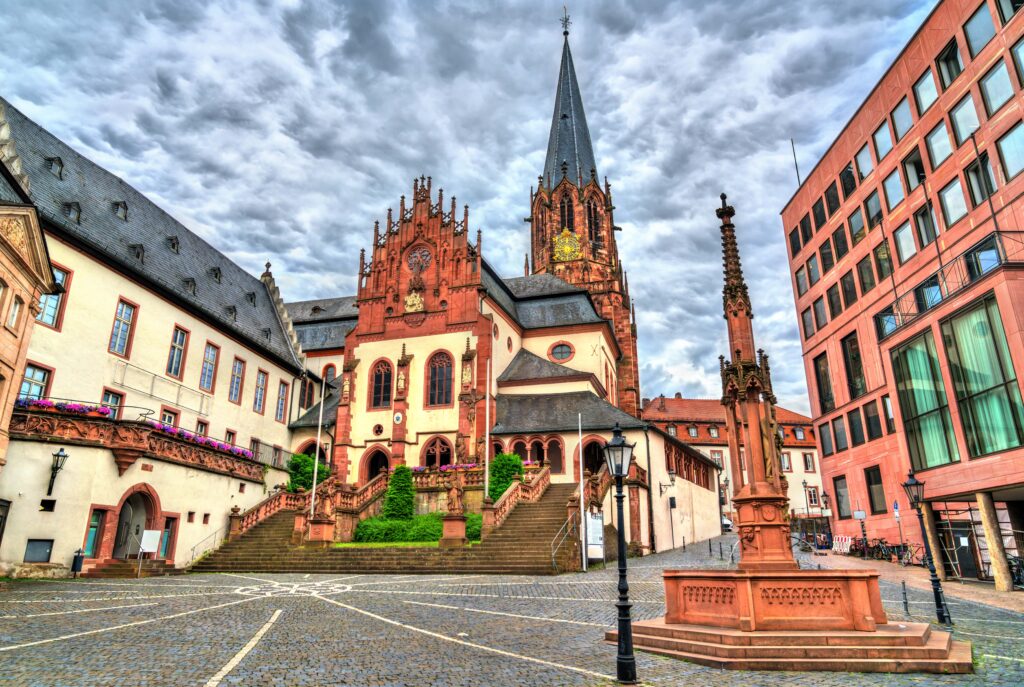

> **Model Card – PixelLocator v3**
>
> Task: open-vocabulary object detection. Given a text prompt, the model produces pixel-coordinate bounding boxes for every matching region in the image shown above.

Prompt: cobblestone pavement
[0,535,1021,686]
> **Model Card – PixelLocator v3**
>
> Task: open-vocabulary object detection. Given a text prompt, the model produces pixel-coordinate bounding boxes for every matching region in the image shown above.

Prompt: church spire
[543,12,597,189]
[718,193,756,363]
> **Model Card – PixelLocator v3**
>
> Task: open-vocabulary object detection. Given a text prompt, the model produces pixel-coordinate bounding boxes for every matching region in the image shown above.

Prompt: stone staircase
[191,483,582,575]
[83,558,185,578]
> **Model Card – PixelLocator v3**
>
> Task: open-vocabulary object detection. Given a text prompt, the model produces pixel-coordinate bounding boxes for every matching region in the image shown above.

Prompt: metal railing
[187,525,228,566]
[875,231,1024,340]
[551,510,580,572]
[112,359,213,416]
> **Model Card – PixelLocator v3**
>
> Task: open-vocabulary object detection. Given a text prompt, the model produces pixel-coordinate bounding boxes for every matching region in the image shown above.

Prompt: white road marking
[303,574,310,579]
[954,630,1022,640]
[0,597,260,652]
[349,574,489,587]
[401,600,605,627]
[1,602,159,618]
[217,573,280,584]
[316,575,365,584]
[315,595,615,681]
[343,588,663,603]
[1,591,238,604]
[983,653,1024,662]
[203,609,282,687]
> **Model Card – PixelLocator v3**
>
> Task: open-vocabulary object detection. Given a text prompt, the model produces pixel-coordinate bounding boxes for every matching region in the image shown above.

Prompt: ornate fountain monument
[608,195,971,673]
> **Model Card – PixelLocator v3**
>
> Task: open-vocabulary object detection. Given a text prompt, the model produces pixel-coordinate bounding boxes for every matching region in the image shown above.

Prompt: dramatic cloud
[0,0,933,414]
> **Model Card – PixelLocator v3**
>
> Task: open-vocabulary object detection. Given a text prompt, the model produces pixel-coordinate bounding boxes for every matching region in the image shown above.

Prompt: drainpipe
[642,422,656,554]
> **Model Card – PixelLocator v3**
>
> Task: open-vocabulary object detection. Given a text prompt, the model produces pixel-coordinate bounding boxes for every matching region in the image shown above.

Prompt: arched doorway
[366,450,389,479]
[113,492,151,559]
[297,441,329,464]
[512,441,527,461]
[423,436,453,468]
[583,442,604,476]
[547,441,564,474]
[530,440,545,465]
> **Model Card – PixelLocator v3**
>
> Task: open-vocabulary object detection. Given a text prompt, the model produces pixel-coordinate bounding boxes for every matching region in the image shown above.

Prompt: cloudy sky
[0,0,936,414]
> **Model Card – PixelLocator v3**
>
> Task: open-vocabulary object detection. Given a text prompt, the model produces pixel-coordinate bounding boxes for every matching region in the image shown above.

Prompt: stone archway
[366,450,389,480]
[583,442,604,476]
[112,491,153,559]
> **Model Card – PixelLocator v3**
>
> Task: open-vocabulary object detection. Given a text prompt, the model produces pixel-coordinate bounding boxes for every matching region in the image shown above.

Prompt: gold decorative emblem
[0,216,30,260]
[404,291,424,313]
[552,228,581,262]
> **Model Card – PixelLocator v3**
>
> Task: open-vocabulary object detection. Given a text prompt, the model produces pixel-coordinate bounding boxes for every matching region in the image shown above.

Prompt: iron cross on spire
[561,6,571,35]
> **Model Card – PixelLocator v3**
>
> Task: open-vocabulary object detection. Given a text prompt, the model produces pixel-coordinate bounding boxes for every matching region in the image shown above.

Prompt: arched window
[371,361,392,409]
[427,352,453,406]
[547,440,564,474]
[583,442,603,475]
[423,436,453,468]
[559,195,575,232]
[512,441,527,461]
[587,200,601,245]
[323,364,337,383]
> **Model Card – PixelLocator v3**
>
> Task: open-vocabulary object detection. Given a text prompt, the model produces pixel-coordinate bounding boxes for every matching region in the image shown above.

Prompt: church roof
[497,349,586,383]
[492,391,644,434]
[0,98,303,371]
[480,261,604,331]
[642,396,813,426]
[286,296,358,323]
[290,379,340,429]
[543,35,598,188]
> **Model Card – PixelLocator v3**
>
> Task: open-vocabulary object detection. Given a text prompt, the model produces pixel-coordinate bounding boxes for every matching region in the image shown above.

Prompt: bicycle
[872,538,896,562]
[899,543,924,567]
[1008,554,1024,590]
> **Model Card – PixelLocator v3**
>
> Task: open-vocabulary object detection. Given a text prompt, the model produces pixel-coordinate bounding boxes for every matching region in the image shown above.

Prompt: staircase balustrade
[482,466,551,537]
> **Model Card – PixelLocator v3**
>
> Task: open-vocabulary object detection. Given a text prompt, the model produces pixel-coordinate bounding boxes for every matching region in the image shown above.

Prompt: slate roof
[480,260,603,331]
[0,172,21,202]
[642,397,812,426]
[497,349,587,383]
[286,296,358,323]
[290,380,340,429]
[0,98,302,371]
[492,391,644,435]
[543,36,598,187]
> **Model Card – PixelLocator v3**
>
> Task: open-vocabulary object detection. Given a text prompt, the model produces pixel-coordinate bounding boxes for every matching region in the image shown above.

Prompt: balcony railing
[112,360,212,416]
[874,231,1024,340]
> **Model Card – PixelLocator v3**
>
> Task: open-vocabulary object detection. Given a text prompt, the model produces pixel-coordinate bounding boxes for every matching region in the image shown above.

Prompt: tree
[286,453,329,492]
[381,464,414,520]
[488,453,524,500]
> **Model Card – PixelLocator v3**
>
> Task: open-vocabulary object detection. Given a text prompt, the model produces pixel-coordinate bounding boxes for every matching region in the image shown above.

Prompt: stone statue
[445,474,465,515]
[342,376,350,398]
[397,370,406,391]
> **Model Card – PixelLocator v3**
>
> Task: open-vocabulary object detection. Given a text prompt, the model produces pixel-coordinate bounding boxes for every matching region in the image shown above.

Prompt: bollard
[817,563,821,570]
[682,536,686,552]
[709,538,713,555]
[901,580,910,615]
[719,542,723,560]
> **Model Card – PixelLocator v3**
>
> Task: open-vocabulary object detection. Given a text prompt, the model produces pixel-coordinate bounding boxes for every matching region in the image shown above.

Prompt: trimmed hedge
[381,465,414,520]
[354,512,483,543]
[488,453,524,501]
[286,453,329,492]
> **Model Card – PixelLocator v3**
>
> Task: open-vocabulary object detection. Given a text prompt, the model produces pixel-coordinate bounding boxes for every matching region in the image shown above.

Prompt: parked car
[721,516,734,532]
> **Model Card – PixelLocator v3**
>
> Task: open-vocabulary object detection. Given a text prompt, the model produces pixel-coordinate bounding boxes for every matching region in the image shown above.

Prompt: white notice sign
[139,529,162,553]
[586,513,604,560]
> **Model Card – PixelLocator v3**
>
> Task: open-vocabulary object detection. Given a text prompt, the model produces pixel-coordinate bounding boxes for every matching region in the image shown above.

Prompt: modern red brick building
[781,0,1024,590]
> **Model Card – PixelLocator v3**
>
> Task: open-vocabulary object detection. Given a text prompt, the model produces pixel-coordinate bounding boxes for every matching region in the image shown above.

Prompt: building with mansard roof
[0,24,720,576]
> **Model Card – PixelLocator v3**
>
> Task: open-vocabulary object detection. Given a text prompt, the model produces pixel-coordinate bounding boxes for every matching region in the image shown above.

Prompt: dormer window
[261,328,271,340]
[225,305,237,321]
[166,236,179,253]
[46,157,64,179]
[62,202,81,223]
[209,267,221,283]
[311,306,323,315]
[709,426,719,438]
[667,424,677,437]
[111,201,128,221]
[246,292,256,306]
[795,427,806,441]
[183,278,196,295]
[128,243,145,263]
[688,426,698,438]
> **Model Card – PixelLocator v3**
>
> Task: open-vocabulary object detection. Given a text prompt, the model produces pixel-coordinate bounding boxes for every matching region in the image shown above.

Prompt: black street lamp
[802,479,818,547]
[902,470,952,625]
[604,423,637,684]
[47,448,70,496]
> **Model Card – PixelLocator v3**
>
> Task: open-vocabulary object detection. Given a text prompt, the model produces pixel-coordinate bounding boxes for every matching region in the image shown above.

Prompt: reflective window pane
[873,121,893,160]
[926,121,953,168]
[980,61,1014,115]
[855,144,873,180]
[939,178,968,226]
[950,94,980,146]
[894,222,917,264]
[891,98,913,141]
[914,69,938,114]
[964,4,996,57]
[997,121,1024,180]
[883,169,904,210]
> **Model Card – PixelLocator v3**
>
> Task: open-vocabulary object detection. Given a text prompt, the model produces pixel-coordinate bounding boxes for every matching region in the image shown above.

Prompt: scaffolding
[932,501,1021,582]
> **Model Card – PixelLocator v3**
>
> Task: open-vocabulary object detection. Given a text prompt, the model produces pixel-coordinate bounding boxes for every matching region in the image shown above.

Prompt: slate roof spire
[543,15,597,189]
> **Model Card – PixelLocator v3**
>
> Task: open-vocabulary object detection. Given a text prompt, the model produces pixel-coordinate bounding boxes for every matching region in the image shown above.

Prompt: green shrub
[286,453,329,492]
[354,511,484,543]
[381,464,414,520]
[488,453,524,500]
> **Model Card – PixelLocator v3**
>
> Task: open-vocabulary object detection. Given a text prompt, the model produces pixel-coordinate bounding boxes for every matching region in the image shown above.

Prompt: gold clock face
[552,228,581,262]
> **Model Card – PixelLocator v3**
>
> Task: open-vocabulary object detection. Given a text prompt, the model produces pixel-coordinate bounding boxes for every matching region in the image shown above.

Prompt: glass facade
[892,331,959,470]
[941,295,1024,457]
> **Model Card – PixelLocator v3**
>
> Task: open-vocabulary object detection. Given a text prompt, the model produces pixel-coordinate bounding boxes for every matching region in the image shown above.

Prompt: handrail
[488,466,551,531]
[551,510,580,572]
[187,525,228,565]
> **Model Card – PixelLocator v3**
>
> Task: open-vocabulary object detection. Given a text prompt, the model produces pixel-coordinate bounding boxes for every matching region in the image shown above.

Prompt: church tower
[527,15,641,417]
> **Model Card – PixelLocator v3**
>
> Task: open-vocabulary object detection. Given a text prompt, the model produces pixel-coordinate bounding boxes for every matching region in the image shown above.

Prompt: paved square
[1,537,1021,686]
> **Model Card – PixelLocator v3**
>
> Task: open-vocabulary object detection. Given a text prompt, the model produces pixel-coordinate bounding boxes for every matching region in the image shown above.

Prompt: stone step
[628,618,935,648]
[607,637,973,674]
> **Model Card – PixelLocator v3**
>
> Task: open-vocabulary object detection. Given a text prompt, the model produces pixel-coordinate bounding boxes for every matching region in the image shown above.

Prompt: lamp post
[721,475,730,524]
[802,479,818,548]
[604,423,637,684]
[47,448,70,496]
[902,470,951,625]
